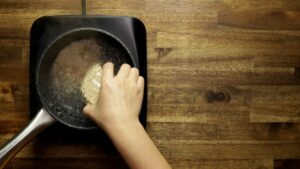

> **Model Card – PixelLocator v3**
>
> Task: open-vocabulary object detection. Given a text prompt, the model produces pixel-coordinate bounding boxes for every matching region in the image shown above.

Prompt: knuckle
[122,63,131,69]
[131,67,139,74]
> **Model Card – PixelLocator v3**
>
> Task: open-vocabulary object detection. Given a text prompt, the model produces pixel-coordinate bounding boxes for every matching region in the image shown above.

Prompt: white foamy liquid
[50,38,102,107]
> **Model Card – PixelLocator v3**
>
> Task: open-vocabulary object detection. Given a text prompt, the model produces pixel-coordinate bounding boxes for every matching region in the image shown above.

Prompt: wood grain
[0,0,81,39]
[0,0,300,168]
[250,86,300,122]
[275,159,300,169]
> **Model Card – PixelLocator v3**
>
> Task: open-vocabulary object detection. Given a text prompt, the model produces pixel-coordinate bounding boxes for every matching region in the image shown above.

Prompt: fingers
[137,76,145,106]
[137,76,145,92]
[128,68,139,82]
[117,64,131,78]
[113,64,143,86]
[102,62,114,81]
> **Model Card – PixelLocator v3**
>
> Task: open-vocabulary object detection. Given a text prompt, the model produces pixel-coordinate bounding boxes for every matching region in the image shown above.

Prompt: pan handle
[0,108,55,168]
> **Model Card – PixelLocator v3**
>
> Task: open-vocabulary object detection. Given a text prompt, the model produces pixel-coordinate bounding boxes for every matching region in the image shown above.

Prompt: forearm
[104,121,172,169]
[83,63,170,169]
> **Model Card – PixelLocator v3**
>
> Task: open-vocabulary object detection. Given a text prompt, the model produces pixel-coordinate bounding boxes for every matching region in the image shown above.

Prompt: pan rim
[36,27,135,130]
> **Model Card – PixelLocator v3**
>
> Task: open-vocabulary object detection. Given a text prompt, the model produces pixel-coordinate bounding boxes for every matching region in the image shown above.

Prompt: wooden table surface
[1,0,300,168]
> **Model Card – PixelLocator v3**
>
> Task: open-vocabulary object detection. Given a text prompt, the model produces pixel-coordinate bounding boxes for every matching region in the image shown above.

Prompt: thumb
[83,103,94,116]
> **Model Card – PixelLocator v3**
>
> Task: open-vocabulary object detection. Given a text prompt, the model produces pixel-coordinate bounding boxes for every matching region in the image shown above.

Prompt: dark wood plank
[218,11,300,30]
[156,30,300,48]
[220,0,300,11]
[148,66,298,85]
[86,0,143,19]
[147,122,300,141]
[167,159,273,169]
[148,84,248,107]
[0,47,22,65]
[155,140,300,159]
[148,47,300,69]
[0,66,29,84]
[1,139,299,159]
[5,158,129,169]
[219,0,300,30]
[0,83,29,134]
[0,0,82,39]
[275,159,300,169]
[0,83,14,103]
[250,86,300,122]
[4,158,274,169]
[254,53,300,68]
[147,105,249,123]
[144,0,218,23]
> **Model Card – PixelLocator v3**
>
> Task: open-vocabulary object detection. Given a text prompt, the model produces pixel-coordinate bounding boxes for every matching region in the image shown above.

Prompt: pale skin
[83,62,172,169]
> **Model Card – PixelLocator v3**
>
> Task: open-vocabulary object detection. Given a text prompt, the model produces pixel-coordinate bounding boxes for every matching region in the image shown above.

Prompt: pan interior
[37,29,133,129]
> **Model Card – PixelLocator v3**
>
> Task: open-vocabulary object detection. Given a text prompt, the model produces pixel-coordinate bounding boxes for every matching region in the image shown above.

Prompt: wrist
[101,118,143,136]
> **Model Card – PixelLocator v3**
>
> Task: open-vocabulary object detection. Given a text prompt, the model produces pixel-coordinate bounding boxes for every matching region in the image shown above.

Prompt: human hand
[83,62,171,169]
[83,62,144,131]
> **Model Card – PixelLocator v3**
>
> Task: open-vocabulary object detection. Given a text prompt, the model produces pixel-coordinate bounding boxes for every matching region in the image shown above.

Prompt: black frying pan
[0,28,134,168]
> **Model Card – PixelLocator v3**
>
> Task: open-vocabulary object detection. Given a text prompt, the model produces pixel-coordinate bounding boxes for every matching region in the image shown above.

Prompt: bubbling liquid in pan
[49,36,129,117]
[50,38,102,106]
